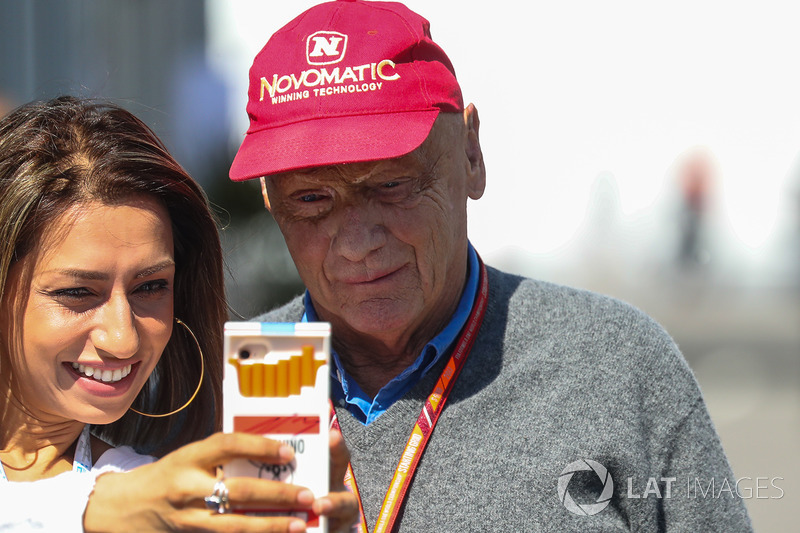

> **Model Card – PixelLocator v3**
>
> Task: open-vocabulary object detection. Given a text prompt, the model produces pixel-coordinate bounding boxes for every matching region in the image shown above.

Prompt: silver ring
[204,480,231,514]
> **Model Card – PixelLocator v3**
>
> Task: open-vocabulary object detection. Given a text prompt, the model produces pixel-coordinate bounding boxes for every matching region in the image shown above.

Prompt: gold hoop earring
[129,318,204,418]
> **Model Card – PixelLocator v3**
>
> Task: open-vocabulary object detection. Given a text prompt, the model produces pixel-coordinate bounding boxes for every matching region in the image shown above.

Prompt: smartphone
[222,321,331,531]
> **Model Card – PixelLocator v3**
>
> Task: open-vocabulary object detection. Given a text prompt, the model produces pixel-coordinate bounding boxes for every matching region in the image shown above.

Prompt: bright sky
[206,0,800,285]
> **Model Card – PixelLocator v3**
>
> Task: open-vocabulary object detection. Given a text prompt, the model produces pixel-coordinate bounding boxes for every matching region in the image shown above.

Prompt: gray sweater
[257,265,753,532]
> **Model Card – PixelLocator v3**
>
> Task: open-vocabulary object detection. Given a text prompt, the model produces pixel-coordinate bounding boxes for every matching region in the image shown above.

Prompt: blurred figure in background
[676,147,717,268]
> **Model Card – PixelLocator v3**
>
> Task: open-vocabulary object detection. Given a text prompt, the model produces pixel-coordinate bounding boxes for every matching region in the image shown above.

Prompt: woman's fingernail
[297,489,315,505]
[289,519,307,533]
[279,444,296,462]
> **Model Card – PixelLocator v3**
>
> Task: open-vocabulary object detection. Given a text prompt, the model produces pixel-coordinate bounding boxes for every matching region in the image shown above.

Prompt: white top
[0,445,154,532]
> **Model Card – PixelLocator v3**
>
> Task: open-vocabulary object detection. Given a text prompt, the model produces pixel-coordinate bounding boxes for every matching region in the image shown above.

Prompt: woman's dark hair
[0,96,225,456]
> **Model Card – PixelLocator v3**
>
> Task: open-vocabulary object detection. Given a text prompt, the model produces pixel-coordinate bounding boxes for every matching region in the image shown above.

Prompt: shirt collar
[303,242,480,424]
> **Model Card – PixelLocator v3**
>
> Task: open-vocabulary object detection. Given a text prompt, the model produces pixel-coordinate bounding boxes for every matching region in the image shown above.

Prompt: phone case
[222,321,331,531]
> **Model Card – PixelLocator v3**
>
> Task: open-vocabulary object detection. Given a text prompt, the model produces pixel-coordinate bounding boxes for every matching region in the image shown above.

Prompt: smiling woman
[4,198,176,431]
[0,97,225,463]
[0,96,358,532]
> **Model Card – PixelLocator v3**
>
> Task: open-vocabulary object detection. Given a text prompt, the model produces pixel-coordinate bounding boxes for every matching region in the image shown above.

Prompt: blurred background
[1,0,797,529]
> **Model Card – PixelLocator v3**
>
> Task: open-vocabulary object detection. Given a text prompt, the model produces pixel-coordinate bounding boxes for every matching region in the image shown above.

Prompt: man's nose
[331,203,387,262]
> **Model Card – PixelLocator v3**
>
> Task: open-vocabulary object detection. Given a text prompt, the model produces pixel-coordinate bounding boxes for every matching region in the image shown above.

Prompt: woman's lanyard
[331,259,489,533]
[0,425,92,481]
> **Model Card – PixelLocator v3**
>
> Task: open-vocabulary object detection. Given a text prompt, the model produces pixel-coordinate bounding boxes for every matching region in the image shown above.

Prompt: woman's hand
[84,432,358,532]
[318,429,360,532]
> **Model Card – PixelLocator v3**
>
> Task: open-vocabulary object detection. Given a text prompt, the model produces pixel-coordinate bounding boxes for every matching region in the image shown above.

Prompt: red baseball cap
[229,0,463,182]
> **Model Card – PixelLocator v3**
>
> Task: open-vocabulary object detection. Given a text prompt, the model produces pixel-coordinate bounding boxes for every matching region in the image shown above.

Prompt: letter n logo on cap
[306,31,348,65]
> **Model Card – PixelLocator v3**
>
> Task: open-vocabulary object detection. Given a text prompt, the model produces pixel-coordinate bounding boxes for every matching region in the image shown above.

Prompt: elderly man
[230,1,753,531]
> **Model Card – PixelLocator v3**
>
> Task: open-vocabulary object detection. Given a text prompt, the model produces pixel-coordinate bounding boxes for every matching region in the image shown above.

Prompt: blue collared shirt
[303,243,480,425]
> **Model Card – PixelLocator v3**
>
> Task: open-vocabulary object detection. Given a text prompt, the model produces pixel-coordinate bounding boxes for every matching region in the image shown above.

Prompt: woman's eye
[50,287,93,299]
[135,279,169,295]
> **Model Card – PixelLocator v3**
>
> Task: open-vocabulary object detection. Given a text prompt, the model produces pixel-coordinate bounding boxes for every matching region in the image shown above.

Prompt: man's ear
[464,103,486,200]
[260,177,272,210]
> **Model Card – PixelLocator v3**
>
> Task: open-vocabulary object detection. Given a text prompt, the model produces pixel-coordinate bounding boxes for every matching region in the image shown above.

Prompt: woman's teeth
[71,363,132,383]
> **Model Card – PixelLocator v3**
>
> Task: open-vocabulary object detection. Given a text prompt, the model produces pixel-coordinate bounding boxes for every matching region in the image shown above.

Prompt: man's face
[264,110,485,350]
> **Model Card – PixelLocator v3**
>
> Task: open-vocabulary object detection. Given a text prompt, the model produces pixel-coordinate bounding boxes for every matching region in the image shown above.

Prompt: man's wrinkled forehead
[270,152,424,187]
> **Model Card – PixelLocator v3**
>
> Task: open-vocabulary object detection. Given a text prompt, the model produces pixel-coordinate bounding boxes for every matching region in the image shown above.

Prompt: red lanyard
[331,259,489,533]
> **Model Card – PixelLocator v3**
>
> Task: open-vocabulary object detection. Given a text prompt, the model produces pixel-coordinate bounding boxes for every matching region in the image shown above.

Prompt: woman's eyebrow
[135,259,176,279]
[46,268,109,281]
[43,259,175,281]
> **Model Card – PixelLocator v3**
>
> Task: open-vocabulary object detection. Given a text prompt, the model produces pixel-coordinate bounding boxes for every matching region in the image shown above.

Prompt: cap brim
[229,109,440,181]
